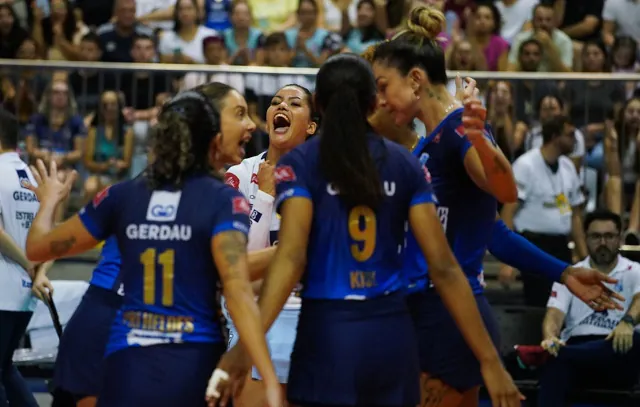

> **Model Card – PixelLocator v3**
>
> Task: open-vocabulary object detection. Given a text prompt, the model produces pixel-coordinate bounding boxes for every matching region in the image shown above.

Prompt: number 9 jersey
[77,175,251,356]
[274,134,436,300]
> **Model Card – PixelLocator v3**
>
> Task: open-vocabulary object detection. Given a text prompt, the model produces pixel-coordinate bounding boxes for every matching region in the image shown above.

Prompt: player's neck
[540,144,561,165]
[589,257,618,275]
[266,146,286,164]
[416,87,460,134]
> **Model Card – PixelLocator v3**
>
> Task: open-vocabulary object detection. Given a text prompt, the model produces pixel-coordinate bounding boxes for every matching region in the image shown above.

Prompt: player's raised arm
[25,160,102,262]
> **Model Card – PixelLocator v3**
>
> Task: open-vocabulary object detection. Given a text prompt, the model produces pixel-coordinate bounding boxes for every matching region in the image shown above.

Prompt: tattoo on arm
[218,231,248,282]
[49,236,77,257]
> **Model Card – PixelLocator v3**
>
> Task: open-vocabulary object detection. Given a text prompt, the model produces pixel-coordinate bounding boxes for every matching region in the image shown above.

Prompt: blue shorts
[288,293,420,407]
[228,307,299,383]
[97,342,226,407]
[53,285,122,398]
[407,289,500,392]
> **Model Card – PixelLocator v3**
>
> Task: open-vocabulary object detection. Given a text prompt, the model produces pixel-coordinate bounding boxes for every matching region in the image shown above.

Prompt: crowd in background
[0,0,639,228]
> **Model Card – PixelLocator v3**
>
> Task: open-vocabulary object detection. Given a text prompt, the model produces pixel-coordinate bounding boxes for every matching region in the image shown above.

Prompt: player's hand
[31,270,54,302]
[540,336,565,357]
[454,75,479,104]
[498,265,517,288]
[258,160,276,197]
[480,358,524,407]
[27,159,77,207]
[462,99,486,142]
[607,320,634,354]
[206,344,251,407]
[562,267,624,311]
[263,380,284,407]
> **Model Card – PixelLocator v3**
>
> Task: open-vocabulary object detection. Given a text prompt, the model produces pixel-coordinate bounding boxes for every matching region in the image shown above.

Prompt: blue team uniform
[77,175,251,407]
[275,132,436,407]
[53,236,123,400]
[405,108,501,392]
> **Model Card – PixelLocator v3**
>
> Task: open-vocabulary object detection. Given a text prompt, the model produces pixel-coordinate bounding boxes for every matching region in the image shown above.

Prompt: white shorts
[223,298,299,383]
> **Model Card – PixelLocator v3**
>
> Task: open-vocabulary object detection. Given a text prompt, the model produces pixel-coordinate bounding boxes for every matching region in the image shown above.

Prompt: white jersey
[547,255,640,342]
[0,152,39,312]
[225,152,300,310]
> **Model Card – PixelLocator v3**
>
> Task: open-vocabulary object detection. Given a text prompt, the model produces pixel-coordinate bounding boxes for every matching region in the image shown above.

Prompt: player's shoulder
[225,152,266,190]
[383,136,418,166]
[280,137,318,167]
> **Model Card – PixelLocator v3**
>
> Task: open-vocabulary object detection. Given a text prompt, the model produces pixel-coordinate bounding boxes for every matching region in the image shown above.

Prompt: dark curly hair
[146,82,234,188]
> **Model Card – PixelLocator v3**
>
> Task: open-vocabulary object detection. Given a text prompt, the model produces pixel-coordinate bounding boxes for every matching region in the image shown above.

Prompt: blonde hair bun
[406,5,445,41]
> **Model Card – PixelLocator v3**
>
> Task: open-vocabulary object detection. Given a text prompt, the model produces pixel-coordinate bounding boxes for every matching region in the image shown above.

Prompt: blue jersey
[405,108,497,294]
[89,236,122,293]
[275,133,436,300]
[78,175,251,355]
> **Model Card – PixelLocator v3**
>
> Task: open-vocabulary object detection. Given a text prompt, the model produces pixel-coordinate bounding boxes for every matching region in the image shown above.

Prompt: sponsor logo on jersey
[93,187,110,208]
[274,165,296,183]
[250,209,262,222]
[232,196,251,215]
[251,173,259,184]
[224,173,240,189]
[419,153,429,166]
[146,191,181,222]
[551,290,557,298]
[16,169,31,189]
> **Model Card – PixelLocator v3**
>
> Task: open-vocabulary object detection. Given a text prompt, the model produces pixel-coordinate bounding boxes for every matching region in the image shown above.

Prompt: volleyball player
[213,53,522,407]
[52,236,122,407]
[23,83,281,407]
[223,83,317,407]
[370,6,623,407]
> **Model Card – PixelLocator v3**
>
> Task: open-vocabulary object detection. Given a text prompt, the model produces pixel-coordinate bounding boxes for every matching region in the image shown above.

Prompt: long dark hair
[353,0,385,43]
[373,5,448,85]
[147,82,233,188]
[173,0,201,32]
[316,53,382,208]
[42,0,78,47]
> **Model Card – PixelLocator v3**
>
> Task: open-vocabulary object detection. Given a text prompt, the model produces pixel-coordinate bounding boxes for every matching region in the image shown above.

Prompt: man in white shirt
[538,209,640,407]
[0,109,40,407]
[502,115,588,306]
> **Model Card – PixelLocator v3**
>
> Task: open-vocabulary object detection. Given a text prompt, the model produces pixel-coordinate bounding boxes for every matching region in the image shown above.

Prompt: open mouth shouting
[273,112,291,134]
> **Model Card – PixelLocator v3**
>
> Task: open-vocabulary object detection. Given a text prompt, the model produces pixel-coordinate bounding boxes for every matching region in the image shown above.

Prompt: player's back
[277,132,435,300]
[408,108,497,293]
[79,175,247,355]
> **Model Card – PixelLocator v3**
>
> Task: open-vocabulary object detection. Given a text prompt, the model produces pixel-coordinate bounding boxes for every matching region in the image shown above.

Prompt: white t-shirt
[602,0,640,41]
[0,152,39,312]
[137,0,177,31]
[158,26,219,63]
[513,148,584,235]
[548,255,640,342]
[225,152,300,311]
[495,0,539,44]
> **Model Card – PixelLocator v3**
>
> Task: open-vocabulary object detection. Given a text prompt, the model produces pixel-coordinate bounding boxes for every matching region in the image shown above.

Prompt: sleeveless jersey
[405,108,497,294]
[275,133,436,300]
[89,236,124,294]
[78,175,251,355]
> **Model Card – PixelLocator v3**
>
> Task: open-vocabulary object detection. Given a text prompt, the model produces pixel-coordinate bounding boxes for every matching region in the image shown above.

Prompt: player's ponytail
[147,110,195,188]
[317,54,383,208]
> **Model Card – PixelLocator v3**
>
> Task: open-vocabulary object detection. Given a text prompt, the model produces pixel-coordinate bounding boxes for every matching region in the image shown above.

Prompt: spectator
[69,32,116,115]
[494,0,538,45]
[83,90,133,201]
[96,0,155,62]
[611,36,640,99]
[0,4,29,59]
[181,34,244,92]
[158,0,217,64]
[563,41,625,151]
[320,0,357,33]
[467,2,509,71]
[602,0,640,48]
[508,3,573,72]
[285,0,342,68]
[245,32,312,147]
[24,79,85,220]
[136,0,177,32]
[556,0,604,45]
[523,93,586,171]
[0,108,41,407]
[501,115,587,307]
[2,37,48,126]
[130,91,170,177]
[539,210,640,407]
[121,34,171,111]
[486,81,516,160]
[223,1,265,65]
[603,97,640,220]
[31,0,89,61]
[444,0,474,32]
[249,0,299,33]
[510,39,558,125]
[445,39,488,99]
[73,0,116,28]
[341,0,385,56]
